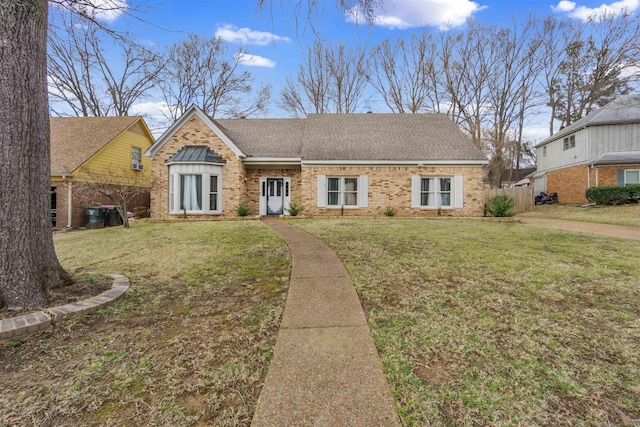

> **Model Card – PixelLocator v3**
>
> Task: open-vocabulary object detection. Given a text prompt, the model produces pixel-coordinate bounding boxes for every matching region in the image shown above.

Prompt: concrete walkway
[252,220,400,426]
[518,217,640,240]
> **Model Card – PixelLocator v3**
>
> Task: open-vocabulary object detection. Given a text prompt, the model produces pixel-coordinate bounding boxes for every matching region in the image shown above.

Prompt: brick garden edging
[0,274,129,341]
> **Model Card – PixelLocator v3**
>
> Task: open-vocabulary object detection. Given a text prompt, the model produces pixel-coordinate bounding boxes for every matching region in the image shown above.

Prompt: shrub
[585,185,634,205]
[487,193,515,217]
[234,199,252,217]
[285,198,305,216]
[383,206,396,217]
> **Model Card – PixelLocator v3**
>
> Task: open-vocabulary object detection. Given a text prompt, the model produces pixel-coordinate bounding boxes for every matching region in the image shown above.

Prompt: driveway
[518,217,640,240]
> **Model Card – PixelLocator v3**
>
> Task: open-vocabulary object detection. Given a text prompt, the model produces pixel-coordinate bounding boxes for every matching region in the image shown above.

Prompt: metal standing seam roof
[214,113,486,162]
[166,145,227,164]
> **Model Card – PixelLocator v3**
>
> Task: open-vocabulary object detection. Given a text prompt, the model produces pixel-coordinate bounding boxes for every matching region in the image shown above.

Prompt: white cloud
[552,0,639,20]
[129,101,177,136]
[215,24,291,45]
[346,0,487,30]
[235,53,276,68]
[551,0,576,12]
[71,0,129,22]
[522,125,552,143]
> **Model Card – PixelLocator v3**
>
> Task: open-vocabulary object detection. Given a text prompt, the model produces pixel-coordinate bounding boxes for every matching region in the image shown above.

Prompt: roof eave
[301,159,488,166]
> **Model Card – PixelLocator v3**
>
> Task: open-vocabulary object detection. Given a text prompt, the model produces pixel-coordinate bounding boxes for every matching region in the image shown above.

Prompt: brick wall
[150,116,246,219]
[547,165,589,204]
[53,181,149,228]
[300,165,484,217]
[245,168,302,215]
[547,164,640,204]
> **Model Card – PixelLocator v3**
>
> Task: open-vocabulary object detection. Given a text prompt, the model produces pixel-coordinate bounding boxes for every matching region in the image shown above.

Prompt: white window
[420,177,452,207]
[132,147,142,165]
[562,135,575,151]
[412,175,463,209]
[327,177,358,207]
[625,169,640,184]
[168,164,222,214]
[209,176,219,211]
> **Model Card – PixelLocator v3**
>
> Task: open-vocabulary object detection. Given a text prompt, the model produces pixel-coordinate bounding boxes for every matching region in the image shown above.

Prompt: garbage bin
[85,206,108,229]
[100,205,121,227]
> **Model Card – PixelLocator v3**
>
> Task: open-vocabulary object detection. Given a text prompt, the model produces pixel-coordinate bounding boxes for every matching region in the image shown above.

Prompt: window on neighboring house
[327,177,358,207]
[420,177,452,207]
[562,135,575,151]
[209,175,219,211]
[625,169,640,184]
[132,147,142,165]
[542,146,547,157]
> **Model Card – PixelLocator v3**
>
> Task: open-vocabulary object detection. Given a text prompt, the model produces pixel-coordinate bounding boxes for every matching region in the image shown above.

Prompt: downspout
[67,178,73,228]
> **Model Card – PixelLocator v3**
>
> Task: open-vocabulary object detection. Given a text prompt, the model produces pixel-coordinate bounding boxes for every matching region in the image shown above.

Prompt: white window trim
[327,176,360,208]
[168,164,222,214]
[624,169,640,185]
[420,176,453,208]
[412,175,463,209]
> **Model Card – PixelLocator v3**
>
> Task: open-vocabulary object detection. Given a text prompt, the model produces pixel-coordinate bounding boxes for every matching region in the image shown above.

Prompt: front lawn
[519,204,640,227]
[294,219,640,426]
[0,222,289,426]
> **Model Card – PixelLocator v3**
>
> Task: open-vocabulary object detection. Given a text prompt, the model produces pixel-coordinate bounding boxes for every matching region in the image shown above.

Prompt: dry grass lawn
[294,219,640,426]
[0,221,289,426]
[519,204,640,227]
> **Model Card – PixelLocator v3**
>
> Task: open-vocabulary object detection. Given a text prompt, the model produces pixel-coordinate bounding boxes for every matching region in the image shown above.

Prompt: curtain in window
[626,170,640,184]
[439,178,451,206]
[344,178,358,205]
[328,177,340,206]
[421,178,434,206]
[180,175,202,210]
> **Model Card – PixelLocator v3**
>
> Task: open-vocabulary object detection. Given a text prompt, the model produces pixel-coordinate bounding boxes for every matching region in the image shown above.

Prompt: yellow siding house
[50,116,154,229]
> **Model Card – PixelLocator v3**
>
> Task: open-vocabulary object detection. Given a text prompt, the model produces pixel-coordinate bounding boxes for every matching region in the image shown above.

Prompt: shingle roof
[166,145,226,164]
[51,116,141,174]
[215,113,485,162]
[301,113,486,161]
[536,94,640,147]
[215,118,306,158]
[590,151,640,166]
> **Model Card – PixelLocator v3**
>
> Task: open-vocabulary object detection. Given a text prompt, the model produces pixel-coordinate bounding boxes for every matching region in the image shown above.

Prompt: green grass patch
[293,219,640,426]
[0,221,289,426]
[520,204,640,227]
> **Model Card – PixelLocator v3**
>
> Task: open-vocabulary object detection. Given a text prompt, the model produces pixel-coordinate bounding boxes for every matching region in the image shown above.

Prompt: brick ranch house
[145,106,488,219]
[532,94,640,204]
[51,116,154,228]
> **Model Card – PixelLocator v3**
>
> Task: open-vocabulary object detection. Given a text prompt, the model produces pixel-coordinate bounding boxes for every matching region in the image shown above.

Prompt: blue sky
[96,0,639,139]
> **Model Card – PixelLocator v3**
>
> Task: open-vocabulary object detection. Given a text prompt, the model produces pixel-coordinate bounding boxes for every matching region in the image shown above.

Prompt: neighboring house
[146,106,487,219]
[532,95,640,203]
[485,167,536,188]
[51,116,154,228]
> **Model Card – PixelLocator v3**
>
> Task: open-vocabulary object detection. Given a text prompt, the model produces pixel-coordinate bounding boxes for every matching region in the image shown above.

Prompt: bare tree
[77,167,149,228]
[47,10,163,117]
[540,12,640,132]
[279,40,369,116]
[157,34,270,121]
[365,31,441,113]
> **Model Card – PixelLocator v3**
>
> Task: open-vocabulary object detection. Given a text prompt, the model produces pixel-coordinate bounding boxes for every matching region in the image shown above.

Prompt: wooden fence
[483,187,535,213]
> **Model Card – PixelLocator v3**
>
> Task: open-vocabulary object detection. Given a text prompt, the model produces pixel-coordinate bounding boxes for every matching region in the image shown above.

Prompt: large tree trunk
[0,0,72,310]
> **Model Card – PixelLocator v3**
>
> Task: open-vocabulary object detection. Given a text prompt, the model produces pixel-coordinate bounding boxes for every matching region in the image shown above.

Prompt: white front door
[267,178,284,215]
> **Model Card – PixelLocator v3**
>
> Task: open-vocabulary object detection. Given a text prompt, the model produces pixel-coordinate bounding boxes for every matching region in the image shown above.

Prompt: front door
[266,178,284,215]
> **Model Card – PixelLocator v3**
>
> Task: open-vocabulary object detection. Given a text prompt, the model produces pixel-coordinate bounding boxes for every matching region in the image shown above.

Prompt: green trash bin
[85,206,108,229]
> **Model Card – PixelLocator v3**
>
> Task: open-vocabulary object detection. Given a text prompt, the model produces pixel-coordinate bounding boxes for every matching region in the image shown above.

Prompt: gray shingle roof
[166,145,226,164]
[591,151,640,166]
[301,113,485,161]
[215,113,485,161]
[215,118,306,158]
[536,94,640,147]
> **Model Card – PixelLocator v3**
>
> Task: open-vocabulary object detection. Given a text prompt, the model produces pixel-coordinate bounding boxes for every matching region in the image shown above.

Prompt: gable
[50,116,152,174]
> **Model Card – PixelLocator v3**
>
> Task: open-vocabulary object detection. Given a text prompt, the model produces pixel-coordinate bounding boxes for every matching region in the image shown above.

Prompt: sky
[79,0,640,140]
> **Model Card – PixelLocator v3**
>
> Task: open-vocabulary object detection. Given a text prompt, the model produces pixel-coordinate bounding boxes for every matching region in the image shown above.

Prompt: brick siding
[547,164,640,204]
